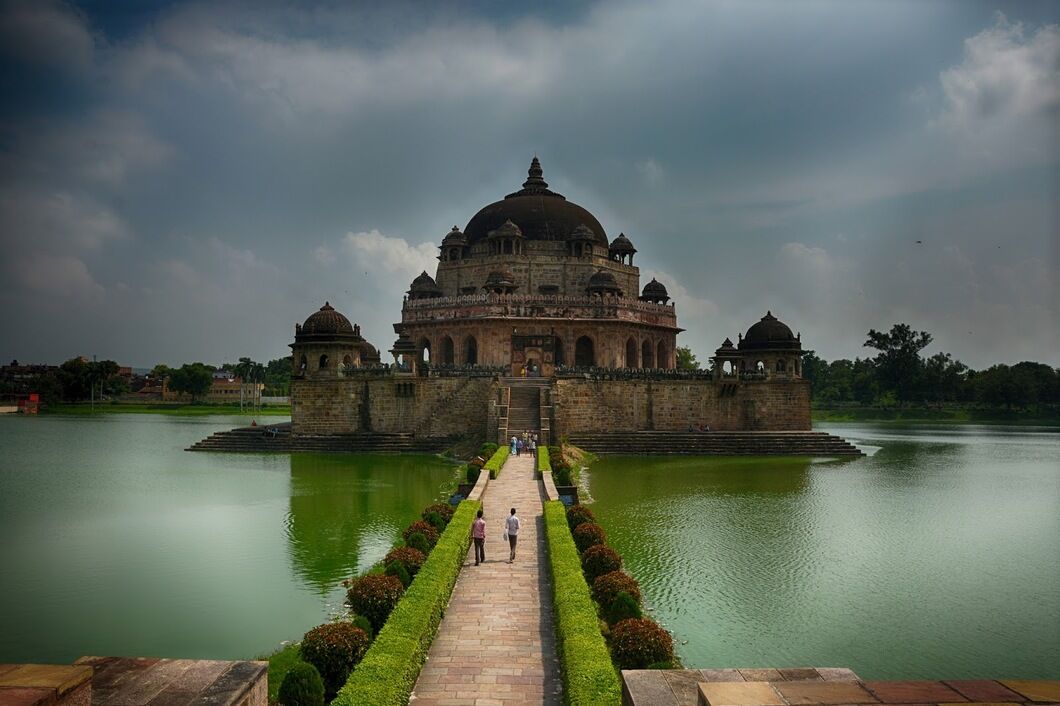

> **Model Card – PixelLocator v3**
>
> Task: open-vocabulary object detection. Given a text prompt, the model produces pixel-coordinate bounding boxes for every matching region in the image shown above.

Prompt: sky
[0,0,1056,369]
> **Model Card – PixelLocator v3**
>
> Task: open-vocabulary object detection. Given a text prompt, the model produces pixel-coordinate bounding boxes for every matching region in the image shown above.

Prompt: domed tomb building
[399,157,681,375]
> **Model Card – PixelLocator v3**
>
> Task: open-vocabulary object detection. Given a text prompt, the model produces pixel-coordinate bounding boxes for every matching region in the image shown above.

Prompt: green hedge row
[543,500,622,706]
[536,446,551,476]
[484,446,510,479]
[334,499,481,706]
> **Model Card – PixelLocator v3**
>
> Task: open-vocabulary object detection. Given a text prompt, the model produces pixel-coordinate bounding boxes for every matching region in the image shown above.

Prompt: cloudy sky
[0,0,1056,369]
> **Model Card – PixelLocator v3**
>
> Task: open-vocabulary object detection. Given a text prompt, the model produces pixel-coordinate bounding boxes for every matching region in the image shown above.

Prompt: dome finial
[523,156,548,190]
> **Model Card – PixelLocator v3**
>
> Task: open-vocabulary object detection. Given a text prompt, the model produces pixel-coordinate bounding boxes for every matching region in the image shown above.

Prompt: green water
[585,423,1060,679]
[0,414,456,664]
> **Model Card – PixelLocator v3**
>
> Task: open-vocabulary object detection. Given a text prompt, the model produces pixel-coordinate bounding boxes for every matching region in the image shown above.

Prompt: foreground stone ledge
[70,657,266,706]
[0,665,92,706]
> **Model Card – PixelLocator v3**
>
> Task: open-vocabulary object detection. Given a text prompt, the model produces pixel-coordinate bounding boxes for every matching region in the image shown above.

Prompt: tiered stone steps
[187,424,454,454]
[567,430,863,456]
[501,377,548,438]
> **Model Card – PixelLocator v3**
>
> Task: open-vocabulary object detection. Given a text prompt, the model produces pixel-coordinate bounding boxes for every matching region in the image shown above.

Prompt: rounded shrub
[605,590,642,626]
[402,520,439,548]
[383,546,426,577]
[422,503,455,524]
[566,504,596,530]
[277,662,325,706]
[350,614,373,640]
[466,465,481,485]
[346,574,405,633]
[300,622,370,695]
[572,522,607,554]
[385,560,412,588]
[581,544,623,582]
[610,618,674,670]
[479,442,499,458]
[592,570,641,608]
[406,532,430,555]
[555,467,573,486]
[425,511,446,534]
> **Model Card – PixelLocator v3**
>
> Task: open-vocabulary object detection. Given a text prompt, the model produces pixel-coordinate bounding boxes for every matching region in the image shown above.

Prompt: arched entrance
[575,336,595,367]
[657,340,668,369]
[641,340,654,368]
[417,338,431,364]
[465,336,478,365]
[442,336,454,365]
[554,337,565,367]
[625,337,637,368]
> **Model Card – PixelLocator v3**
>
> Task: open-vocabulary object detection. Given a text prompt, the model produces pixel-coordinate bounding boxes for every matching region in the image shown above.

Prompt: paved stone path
[411,453,562,706]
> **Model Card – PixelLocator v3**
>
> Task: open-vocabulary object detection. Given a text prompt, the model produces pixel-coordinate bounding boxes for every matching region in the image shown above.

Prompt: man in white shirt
[505,507,521,563]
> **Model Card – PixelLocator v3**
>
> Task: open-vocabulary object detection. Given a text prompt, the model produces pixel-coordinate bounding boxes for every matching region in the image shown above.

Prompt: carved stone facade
[289,157,812,438]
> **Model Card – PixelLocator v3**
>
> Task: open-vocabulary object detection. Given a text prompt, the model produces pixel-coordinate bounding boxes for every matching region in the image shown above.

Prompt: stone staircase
[567,430,863,456]
[501,377,548,440]
[188,423,454,454]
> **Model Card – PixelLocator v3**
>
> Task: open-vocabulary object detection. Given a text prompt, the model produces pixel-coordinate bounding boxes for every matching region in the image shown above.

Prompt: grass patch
[334,499,480,706]
[484,446,510,479]
[45,402,291,416]
[543,500,622,706]
[259,641,305,703]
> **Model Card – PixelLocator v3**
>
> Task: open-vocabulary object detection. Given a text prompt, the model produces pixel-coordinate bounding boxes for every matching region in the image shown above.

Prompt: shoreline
[40,403,291,417]
[813,408,1059,426]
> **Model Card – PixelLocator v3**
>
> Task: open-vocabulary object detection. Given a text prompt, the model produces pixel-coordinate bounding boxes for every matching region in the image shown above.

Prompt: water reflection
[285,453,455,595]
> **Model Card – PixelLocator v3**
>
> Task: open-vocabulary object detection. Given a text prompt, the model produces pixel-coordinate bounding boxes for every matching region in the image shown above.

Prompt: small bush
[277,662,325,706]
[385,560,411,588]
[580,544,622,582]
[406,532,430,555]
[422,503,455,524]
[555,467,573,486]
[384,546,426,577]
[479,442,498,457]
[425,511,446,534]
[346,574,405,632]
[605,591,642,626]
[566,504,596,530]
[466,465,481,485]
[592,570,641,608]
[610,617,674,670]
[402,520,439,548]
[350,614,373,640]
[300,622,370,695]
[572,522,607,554]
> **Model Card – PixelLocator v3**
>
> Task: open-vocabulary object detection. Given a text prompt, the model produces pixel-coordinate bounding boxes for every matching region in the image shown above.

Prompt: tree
[864,323,932,407]
[231,357,265,384]
[921,352,968,409]
[168,363,214,401]
[675,346,700,370]
[150,364,172,380]
[265,356,292,395]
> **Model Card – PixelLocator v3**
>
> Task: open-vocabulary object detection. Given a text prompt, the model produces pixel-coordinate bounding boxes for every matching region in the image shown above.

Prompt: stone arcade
[288,158,821,448]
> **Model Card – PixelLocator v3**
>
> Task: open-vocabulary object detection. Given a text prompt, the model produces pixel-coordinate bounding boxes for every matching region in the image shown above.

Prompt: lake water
[585,423,1060,679]
[0,413,457,664]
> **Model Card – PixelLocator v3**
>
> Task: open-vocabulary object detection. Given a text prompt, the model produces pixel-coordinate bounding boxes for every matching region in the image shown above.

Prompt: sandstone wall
[551,378,811,435]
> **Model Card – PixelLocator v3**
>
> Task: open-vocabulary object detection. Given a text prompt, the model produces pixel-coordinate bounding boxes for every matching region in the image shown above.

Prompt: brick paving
[411,452,562,706]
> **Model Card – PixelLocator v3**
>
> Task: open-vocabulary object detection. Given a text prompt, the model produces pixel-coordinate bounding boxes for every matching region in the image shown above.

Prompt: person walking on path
[505,507,521,562]
[510,435,517,454]
[471,509,486,565]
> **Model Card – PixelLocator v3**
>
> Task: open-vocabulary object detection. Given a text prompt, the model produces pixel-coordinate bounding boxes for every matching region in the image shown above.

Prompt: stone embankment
[567,430,863,456]
[187,423,454,454]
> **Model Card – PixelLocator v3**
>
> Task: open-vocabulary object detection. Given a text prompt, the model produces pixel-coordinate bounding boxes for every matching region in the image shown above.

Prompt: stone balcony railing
[401,292,678,327]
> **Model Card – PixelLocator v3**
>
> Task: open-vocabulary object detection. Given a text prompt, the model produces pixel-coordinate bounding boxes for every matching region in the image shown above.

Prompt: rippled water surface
[585,423,1060,678]
[0,414,456,663]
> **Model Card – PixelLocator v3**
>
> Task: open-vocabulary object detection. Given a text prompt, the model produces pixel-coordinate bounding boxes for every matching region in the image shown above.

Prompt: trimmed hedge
[536,446,551,475]
[610,617,674,669]
[484,446,510,479]
[581,545,622,582]
[572,522,607,553]
[543,500,622,706]
[566,504,596,530]
[335,499,481,706]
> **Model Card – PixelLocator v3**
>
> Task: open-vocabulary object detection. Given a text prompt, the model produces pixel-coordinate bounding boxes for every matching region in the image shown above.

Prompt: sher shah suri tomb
[194,157,859,455]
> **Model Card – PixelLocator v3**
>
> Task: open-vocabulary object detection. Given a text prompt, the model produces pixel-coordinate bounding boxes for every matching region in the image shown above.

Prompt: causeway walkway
[411,453,562,706]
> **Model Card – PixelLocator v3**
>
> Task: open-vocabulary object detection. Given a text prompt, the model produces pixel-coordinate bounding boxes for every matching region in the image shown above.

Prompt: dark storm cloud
[0,0,1056,368]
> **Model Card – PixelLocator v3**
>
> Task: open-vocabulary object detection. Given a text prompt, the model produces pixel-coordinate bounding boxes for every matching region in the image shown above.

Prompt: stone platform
[187,423,455,454]
[0,664,92,706]
[568,431,863,456]
[622,668,1060,706]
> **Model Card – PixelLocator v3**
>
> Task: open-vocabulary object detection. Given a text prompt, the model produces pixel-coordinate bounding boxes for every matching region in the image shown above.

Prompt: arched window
[641,340,654,368]
[625,337,638,368]
[554,336,564,366]
[723,360,733,375]
[465,336,478,365]
[319,354,329,369]
[342,354,353,368]
[298,355,307,374]
[776,359,786,372]
[442,336,454,365]
[417,338,431,363]
[657,341,668,370]
[756,360,765,372]
[575,336,595,367]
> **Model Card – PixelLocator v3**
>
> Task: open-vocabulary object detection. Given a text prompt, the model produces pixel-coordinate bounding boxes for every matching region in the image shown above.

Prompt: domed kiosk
[290,302,376,379]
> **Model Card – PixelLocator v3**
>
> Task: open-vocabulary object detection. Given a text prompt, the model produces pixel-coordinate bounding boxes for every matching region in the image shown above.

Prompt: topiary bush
[385,560,412,588]
[346,574,405,633]
[572,522,607,554]
[466,465,481,485]
[350,614,373,640]
[609,617,674,670]
[277,662,325,706]
[300,622,371,696]
[425,511,446,534]
[384,546,426,577]
[402,520,440,548]
[406,532,430,555]
[555,467,573,486]
[605,590,642,626]
[422,503,455,524]
[580,544,623,582]
[479,442,498,458]
[566,504,596,530]
[592,570,641,608]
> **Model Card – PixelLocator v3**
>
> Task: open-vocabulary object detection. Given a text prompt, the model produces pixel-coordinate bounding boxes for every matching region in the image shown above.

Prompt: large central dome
[463,157,609,247]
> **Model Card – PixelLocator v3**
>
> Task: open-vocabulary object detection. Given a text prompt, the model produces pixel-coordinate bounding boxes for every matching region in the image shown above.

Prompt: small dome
[442,226,466,245]
[299,301,355,338]
[740,311,800,350]
[610,232,636,253]
[487,219,524,239]
[587,270,622,295]
[640,277,669,303]
[569,223,597,242]
[484,268,516,288]
[360,341,381,362]
[408,271,443,299]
